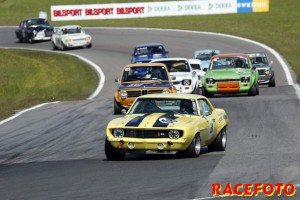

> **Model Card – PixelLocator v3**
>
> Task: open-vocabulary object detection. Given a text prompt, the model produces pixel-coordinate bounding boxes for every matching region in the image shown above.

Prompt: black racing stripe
[125,113,152,127]
[153,113,178,127]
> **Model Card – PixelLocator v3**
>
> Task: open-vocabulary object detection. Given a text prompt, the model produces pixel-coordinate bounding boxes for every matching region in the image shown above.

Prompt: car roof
[211,53,248,59]
[123,63,167,68]
[151,57,188,62]
[137,93,205,99]
[135,43,164,48]
[194,49,221,54]
[188,59,202,64]
[23,18,47,21]
[240,51,267,57]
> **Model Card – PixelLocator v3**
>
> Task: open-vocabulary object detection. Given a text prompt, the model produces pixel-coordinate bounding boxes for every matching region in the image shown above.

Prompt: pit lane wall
[51,0,269,21]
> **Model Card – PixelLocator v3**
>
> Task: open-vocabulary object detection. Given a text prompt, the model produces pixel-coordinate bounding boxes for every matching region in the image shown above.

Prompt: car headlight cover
[240,76,250,83]
[162,89,170,94]
[182,79,191,85]
[120,91,128,99]
[33,30,37,35]
[65,38,71,43]
[206,78,215,84]
[168,130,180,139]
[85,36,91,41]
[265,69,270,75]
[113,129,125,138]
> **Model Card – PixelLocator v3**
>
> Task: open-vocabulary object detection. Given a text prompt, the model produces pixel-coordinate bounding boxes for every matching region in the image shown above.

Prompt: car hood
[206,68,252,79]
[108,113,196,129]
[119,81,172,89]
[169,72,192,80]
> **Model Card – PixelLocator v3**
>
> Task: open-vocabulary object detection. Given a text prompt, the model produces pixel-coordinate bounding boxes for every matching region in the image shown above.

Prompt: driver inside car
[180,100,194,114]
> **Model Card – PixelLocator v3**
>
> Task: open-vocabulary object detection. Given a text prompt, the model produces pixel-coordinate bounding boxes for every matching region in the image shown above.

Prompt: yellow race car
[105,93,229,160]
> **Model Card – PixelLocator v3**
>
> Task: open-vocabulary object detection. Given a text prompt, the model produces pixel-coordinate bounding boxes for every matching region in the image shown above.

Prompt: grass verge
[0,49,98,120]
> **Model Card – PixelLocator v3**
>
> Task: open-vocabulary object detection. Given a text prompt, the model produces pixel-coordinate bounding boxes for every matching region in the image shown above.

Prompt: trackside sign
[51,0,269,21]
[51,0,237,21]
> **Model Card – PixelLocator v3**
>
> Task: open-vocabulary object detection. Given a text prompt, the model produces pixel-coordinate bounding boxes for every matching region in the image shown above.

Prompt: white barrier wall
[51,0,237,21]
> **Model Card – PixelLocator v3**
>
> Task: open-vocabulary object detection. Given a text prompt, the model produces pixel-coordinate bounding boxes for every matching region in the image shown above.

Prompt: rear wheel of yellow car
[105,138,126,161]
[185,133,201,157]
[208,128,227,151]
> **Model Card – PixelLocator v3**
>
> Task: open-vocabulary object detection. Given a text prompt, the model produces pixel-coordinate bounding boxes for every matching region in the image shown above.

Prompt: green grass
[0,49,98,120]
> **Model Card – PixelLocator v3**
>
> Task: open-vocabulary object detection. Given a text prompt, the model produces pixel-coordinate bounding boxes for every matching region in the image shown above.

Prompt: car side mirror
[270,60,273,65]
[203,110,211,116]
[252,66,256,70]
[121,109,127,115]
[115,77,119,83]
[203,68,208,72]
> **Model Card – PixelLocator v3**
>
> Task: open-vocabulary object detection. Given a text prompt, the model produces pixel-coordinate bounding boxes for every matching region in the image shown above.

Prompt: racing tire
[114,99,123,115]
[248,84,257,96]
[201,87,214,98]
[52,42,58,50]
[268,75,276,87]
[86,43,92,48]
[28,36,33,44]
[105,138,126,161]
[192,86,200,94]
[255,83,259,95]
[185,133,201,157]
[61,43,67,51]
[208,128,227,152]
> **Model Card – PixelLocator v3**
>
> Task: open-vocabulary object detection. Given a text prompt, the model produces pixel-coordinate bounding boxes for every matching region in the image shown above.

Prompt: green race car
[202,54,259,97]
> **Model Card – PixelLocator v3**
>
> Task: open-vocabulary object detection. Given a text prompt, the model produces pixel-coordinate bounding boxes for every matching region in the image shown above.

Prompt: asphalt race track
[0,27,300,200]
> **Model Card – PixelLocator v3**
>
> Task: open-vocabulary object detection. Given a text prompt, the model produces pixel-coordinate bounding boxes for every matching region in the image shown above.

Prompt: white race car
[151,58,199,94]
[188,59,206,87]
[51,25,92,51]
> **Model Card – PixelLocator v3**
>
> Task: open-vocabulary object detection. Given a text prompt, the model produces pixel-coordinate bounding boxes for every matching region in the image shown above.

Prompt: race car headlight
[85,36,91,41]
[120,91,128,99]
[65,38,71,43]
[265,69,271,75]
[240,77,250,83]
[162,89,170,94]
[182,79,191,85]
[168,130,180,139]
[33,30,37,35]
[113,129,125,138]
[206,78,215,84]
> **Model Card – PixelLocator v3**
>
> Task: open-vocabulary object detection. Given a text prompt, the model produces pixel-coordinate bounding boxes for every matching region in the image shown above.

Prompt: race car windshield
[129,98,198,115]
[135,46,163,56]
[211,57,249,70]
[27,19,49,26]
[122,67,168,82]
[154,61,190,72]
[196,54,211,61]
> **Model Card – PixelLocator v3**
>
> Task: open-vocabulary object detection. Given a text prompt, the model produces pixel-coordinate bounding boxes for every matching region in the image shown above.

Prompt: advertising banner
[51,0,237,21]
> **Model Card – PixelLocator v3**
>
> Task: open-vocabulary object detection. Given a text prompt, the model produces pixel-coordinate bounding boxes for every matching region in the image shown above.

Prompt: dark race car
[15,18,54,43]
[131,43,168,63]
[242,51,276,87]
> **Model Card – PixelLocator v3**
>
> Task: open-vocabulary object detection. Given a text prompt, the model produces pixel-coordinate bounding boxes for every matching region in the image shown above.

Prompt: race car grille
[127,89,164,97]
[45,30,53,37]
[215,79,240,82]
[258,70,265,75]
[124,130,183,138]
[72,38,85,41]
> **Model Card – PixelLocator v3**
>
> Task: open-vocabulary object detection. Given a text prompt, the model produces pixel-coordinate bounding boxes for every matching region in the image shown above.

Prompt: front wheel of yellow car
[114,99,123,115]
[185,133,201,157]
[105,138,126,161]
[208,128,227,151]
